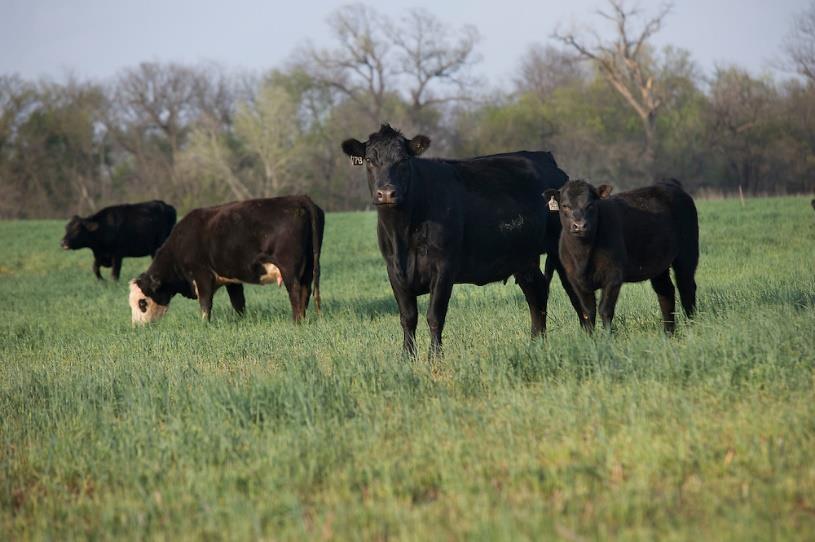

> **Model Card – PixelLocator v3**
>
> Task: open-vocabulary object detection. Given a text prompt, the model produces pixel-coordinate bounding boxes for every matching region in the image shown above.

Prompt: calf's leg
[573,285,597,333]
[650,270,676,333]
[598,281,623,331]
[226,283,246,315]
[553,256,588,327]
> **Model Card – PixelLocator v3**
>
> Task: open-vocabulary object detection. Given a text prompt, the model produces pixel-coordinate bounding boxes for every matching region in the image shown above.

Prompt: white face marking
[129,280,169,326]
[259,263,283,287]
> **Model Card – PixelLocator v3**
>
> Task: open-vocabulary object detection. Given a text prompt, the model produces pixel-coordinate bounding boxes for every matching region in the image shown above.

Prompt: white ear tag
[548,196,559,211]
[351,156,364,166]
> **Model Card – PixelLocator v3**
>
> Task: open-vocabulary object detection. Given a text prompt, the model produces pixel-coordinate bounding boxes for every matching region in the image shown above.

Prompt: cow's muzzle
[374,187,399,206]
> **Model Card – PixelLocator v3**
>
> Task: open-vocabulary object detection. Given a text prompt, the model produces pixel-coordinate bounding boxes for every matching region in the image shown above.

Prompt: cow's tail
[308,198,325,314]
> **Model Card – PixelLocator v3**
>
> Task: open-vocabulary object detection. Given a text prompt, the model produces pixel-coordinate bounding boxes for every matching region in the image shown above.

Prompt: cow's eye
[138,299,148,313]
[365,158,372,165]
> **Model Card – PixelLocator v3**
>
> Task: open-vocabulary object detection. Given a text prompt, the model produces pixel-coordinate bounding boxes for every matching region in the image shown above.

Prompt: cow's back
[178,196,316,283]
[409,153,566,285]
[606,180,698,279]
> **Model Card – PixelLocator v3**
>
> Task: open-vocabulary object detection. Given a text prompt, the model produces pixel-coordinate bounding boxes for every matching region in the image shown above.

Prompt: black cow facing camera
[342,124,584,357]
[128,195,324,326]
[544,179,699,334]
[61,200,176,280]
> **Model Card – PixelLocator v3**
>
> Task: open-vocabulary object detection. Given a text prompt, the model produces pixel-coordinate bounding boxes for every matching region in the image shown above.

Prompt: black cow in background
[342,124,583,357]
[61,200,176,280]
[545,179,699,334]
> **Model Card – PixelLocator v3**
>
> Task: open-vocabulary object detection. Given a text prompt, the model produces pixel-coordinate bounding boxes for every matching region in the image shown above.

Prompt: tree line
[2,0,814,219]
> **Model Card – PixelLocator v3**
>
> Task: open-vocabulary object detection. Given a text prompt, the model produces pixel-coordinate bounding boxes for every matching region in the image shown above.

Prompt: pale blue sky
[1,0,809,84]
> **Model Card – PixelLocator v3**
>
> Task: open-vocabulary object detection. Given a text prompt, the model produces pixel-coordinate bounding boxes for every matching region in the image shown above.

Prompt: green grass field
[1,197,814,540]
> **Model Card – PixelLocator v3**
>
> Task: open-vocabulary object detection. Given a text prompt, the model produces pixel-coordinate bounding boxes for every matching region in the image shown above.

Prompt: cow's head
[61,215,99,250]
[544,180,613,240]
[128,273,170,326]
[341,124,430,207]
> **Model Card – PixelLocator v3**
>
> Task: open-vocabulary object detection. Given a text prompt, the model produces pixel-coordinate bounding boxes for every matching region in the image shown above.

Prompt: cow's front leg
[598,281,622,331]
[573,284,597,333]
[194,276,216,321]
[111,256,122,281]
[390,280,418,357]
[427,272,454,357]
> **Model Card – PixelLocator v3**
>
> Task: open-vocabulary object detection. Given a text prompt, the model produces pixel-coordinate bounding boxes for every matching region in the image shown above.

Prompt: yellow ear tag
[548,196,559,211]
[351,156,364,166]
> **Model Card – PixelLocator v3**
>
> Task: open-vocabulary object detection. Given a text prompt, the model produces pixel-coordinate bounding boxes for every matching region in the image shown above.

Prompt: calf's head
[128,273,170,326]
[61,215,99,250]
[544,180,613,239]
[341,124,430,207]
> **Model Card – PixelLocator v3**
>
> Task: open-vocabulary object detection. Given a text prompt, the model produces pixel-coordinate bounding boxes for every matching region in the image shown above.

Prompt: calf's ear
[341,138,366,161]
[407,135,431,156]
[84,220,99,232]
[597,184,613,199]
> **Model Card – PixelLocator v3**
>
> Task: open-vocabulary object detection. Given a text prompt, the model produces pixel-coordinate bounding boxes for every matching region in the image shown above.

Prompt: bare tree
[707,67,775,193]
[783,1,815,82]
[515,45,586,100]
[179,114,252,201]
[554,0,673,173]
[392,8,481,128]
[298,4,392,124]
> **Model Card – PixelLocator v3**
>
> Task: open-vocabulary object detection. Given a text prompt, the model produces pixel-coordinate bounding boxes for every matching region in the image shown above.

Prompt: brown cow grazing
[544,179,699,334]
[128,195,324,325]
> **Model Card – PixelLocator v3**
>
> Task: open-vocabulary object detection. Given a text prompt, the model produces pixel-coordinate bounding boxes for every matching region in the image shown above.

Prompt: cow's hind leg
[672,259,697,319]
[515,267,549,338]
[283,278,305,322]
[226,284,246,316]
[650,270,676,333]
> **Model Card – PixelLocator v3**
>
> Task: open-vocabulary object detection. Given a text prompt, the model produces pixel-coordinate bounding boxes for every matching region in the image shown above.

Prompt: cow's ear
[341,138,366,163]
[597,184,613,199]
[84,220,99,232]
[407,135,431,156]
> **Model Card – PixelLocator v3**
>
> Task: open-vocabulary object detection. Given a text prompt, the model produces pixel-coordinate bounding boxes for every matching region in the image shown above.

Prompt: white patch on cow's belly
[213,273,242,285]
[259,263,283,286]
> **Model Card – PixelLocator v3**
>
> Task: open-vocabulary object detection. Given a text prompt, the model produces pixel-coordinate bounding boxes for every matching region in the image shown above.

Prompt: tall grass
[1,196,814,540]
